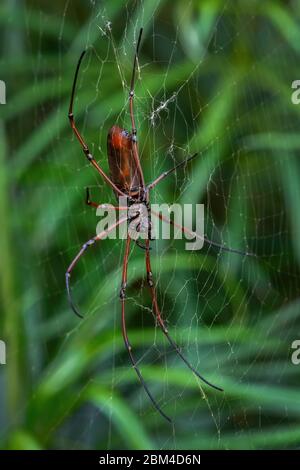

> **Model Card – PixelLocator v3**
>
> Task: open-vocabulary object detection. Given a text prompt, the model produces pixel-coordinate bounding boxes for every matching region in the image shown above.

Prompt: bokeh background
[1,0,300,450]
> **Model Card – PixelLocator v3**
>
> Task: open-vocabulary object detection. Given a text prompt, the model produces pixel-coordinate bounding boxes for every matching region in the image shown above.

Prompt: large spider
[66,28,248,423]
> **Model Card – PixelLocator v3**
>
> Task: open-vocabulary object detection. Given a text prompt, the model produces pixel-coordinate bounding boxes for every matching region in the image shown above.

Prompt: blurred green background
[1,0,300,450]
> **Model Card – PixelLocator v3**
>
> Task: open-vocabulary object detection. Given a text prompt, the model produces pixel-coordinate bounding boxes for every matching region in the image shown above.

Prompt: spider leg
[69,50,126,198]
[128,28,145,189]
[85,188,128,210]
[120,236,172,424]
[151,209,257,258]
[66,216,128,319]
[145,239,223,392]
[147,153,198,190]
[135,239,152,251]
[85,187,100,208]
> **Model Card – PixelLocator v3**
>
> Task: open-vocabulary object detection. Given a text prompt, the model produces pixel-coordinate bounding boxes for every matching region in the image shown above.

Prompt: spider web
[6,0,300,450]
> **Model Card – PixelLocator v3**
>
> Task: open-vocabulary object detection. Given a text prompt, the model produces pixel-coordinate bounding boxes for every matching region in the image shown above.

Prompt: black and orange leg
[151,210,256,257]
[85,188,128,210]
[66,216,128,319]
[128,28,145,189]
[145,238,223,392]
[147,153,198,190]
[69,50,126,198]
[120,236,172,423]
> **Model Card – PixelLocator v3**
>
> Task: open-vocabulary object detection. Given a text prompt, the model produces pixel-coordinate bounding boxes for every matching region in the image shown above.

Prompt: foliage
[0,0,300,450]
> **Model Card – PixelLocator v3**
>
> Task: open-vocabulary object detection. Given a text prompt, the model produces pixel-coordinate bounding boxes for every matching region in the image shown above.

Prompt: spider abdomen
[107,125,141,197]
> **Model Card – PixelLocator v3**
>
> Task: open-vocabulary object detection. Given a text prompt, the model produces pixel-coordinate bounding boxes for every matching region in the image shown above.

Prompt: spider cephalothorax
[66,28,251,423]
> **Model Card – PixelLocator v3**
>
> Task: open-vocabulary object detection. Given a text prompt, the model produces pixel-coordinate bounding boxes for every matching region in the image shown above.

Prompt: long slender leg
[120,236,172,423]
[66,216,128,318]
[85,190,146,255]
[145,239,223,392]
[135,240,152,251]
[128,28,145,190]
[69,50,126,198]
[147,153,198,191]
[85,188,128,210]
[151,209,256,257]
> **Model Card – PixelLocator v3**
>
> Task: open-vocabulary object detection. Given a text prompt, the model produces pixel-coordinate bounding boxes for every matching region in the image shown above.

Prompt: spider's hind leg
[120,236,173,423]
[135,239,152,251]
[145,239,223,393]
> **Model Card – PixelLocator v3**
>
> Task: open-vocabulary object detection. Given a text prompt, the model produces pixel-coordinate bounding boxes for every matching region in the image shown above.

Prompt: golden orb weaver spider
[66,28,251,423]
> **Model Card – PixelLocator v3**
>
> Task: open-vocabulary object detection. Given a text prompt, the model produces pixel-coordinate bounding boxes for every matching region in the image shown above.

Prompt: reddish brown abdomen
[107,125,141,196]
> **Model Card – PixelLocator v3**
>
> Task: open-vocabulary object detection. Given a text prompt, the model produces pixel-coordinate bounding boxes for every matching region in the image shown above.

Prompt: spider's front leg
[146,153,198,190]
[66,216,128,319]
[69,50,126,198]
[85,188,128,211]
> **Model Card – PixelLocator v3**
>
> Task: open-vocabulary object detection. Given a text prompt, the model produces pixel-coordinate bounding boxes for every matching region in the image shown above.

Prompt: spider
[66,28,248,423]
